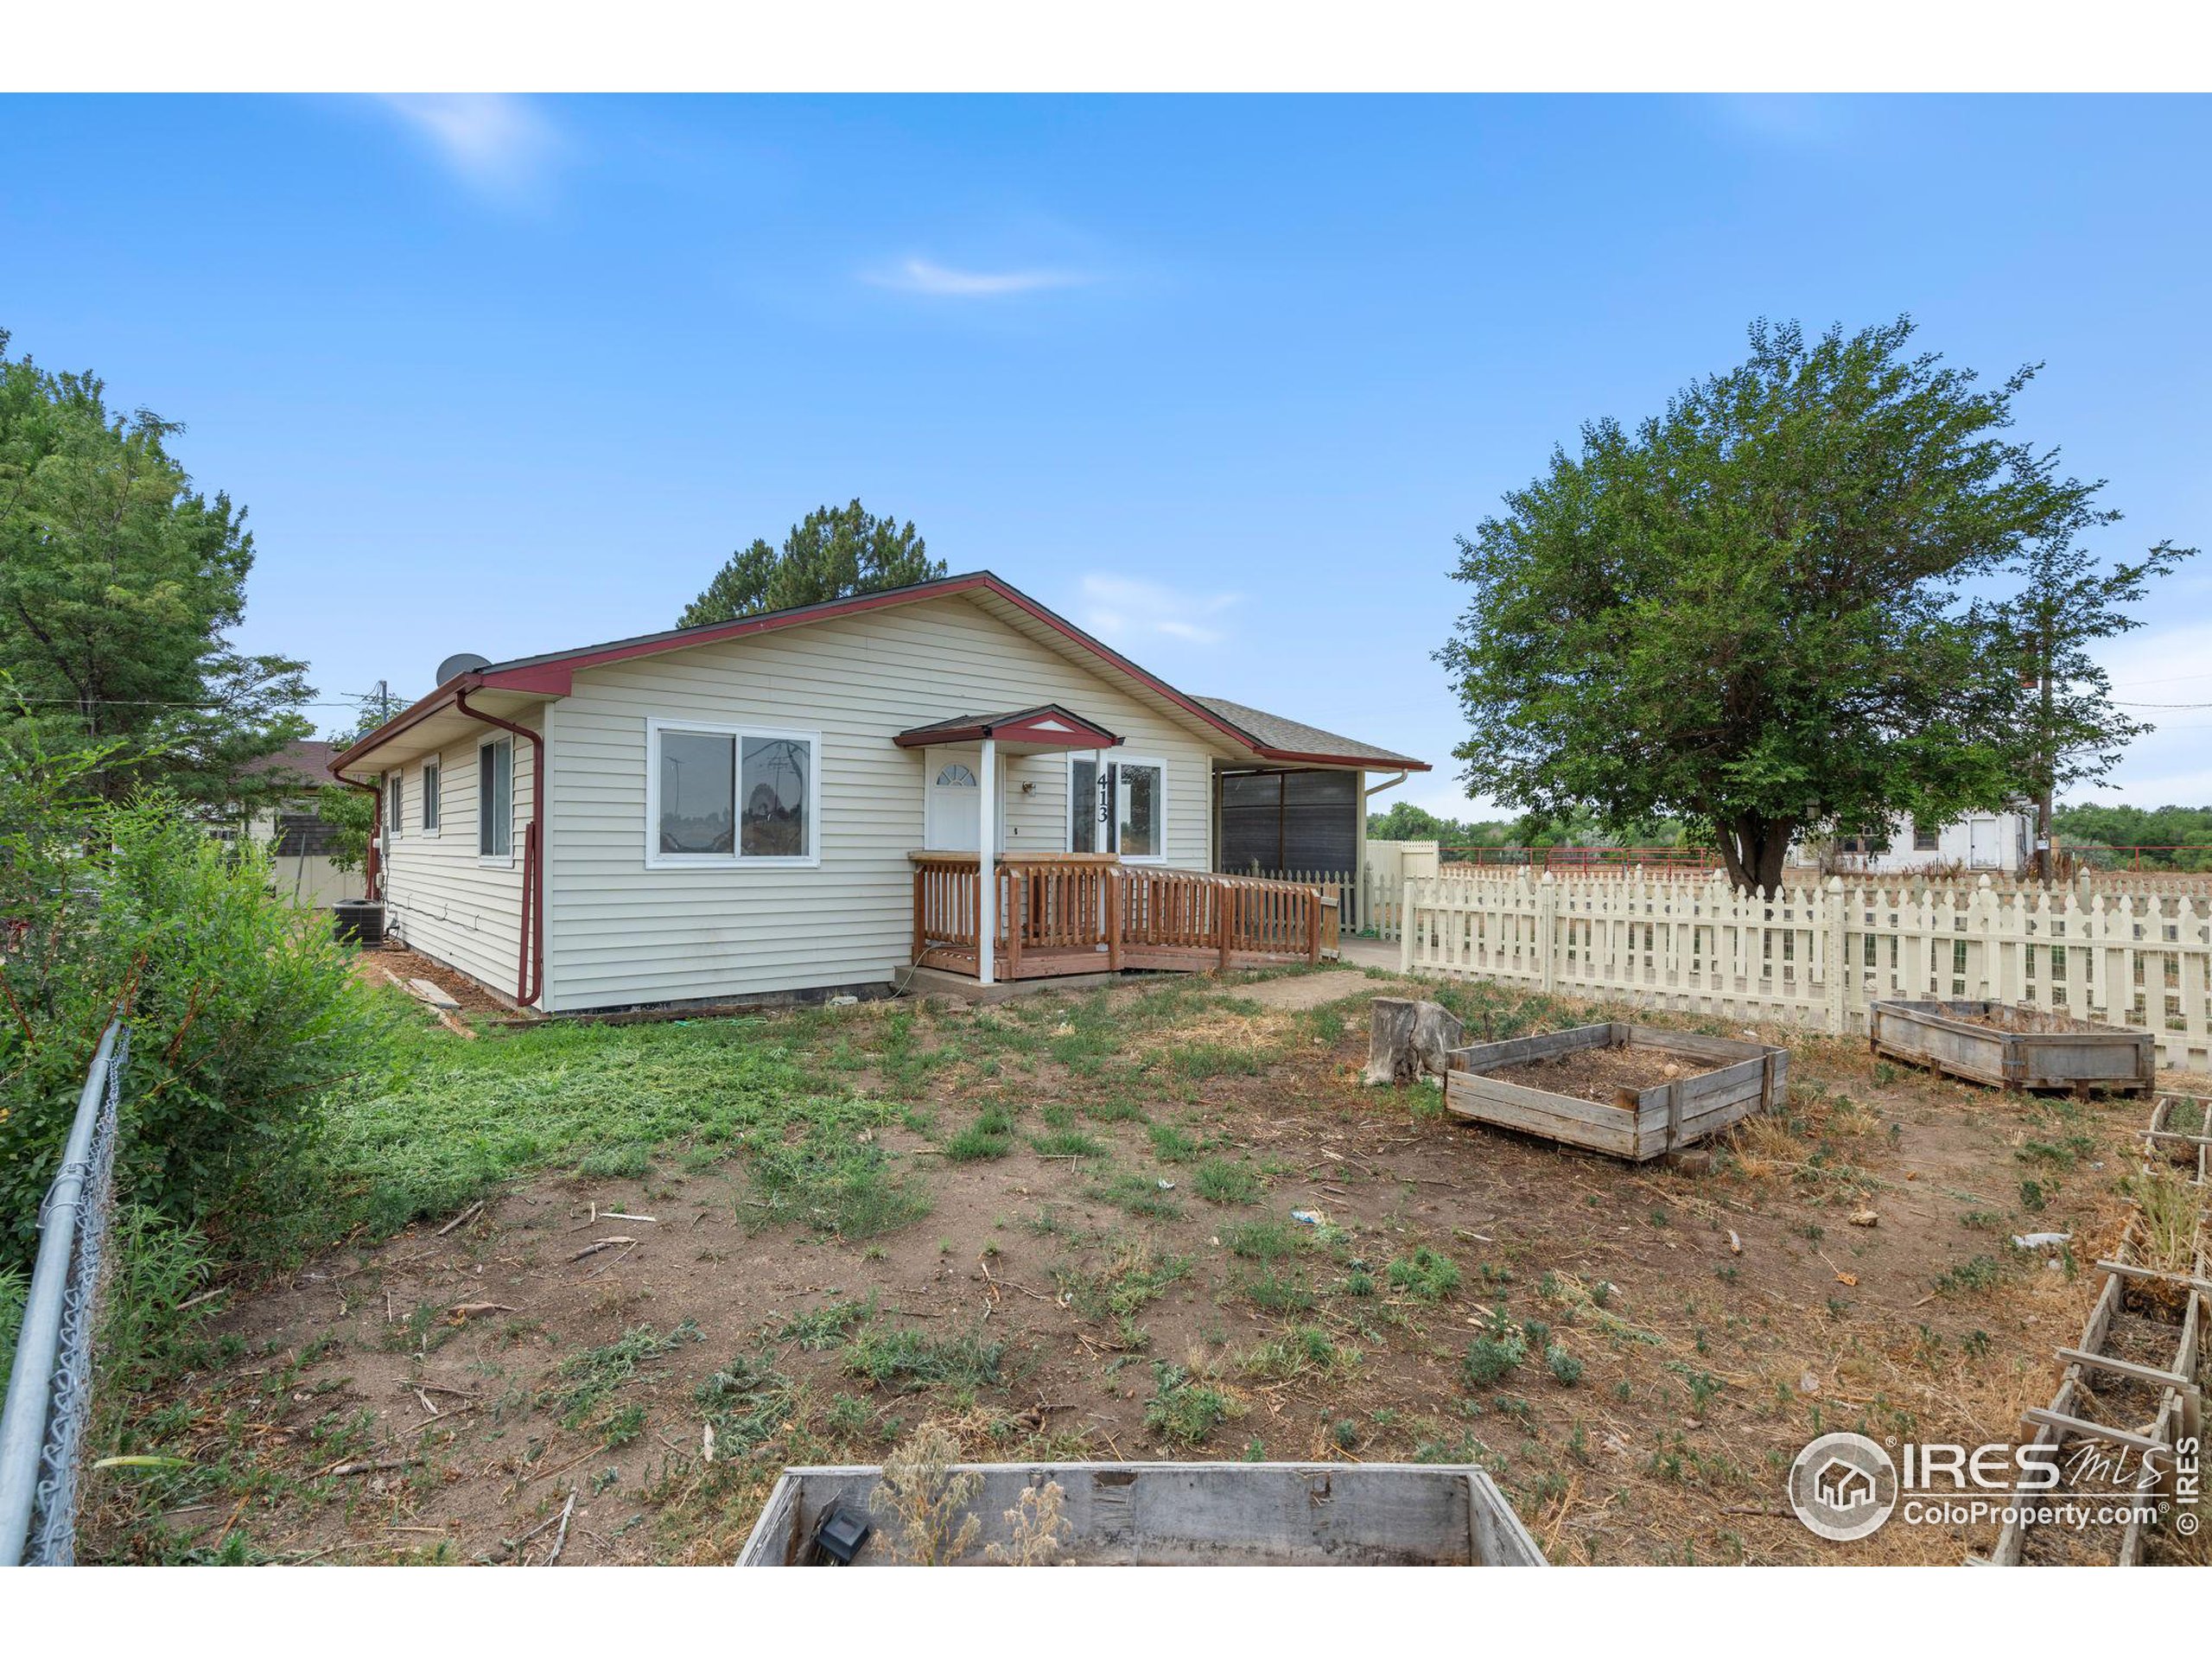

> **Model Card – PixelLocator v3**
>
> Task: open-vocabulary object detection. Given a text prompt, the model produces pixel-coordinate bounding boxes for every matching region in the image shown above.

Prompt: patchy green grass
[1147,1122,1201,1162]
[945,1107,1016,1163]
[1090,1172,1185,1219]
[1144,1361,1239,1446]
[1385,1246,1462,1301]
[1030,1128,1109,1160]
[1221,1217,1310,1262]
[1192,1158,1262,1205]
[550,1321,703,1433]
[1241,1268,1318,1313]
[1243,1325,1357,1382]
[237,1011,921,1262]
[842,1323,1007,1394]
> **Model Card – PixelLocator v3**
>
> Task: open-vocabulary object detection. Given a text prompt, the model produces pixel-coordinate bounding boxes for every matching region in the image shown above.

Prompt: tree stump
[1363,998,1465,1087]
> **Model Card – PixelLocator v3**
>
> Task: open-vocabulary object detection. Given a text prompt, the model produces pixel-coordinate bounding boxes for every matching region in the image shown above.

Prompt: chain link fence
[0,1022,129,1567]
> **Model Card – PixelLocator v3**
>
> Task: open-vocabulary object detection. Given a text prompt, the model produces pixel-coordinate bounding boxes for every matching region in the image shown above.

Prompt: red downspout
[331,777,383,901]
[454,689,544,1008]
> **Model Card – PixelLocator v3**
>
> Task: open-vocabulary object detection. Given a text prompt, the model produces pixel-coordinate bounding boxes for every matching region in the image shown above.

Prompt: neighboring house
[233,739,353,909]
[330,571,1427,1013]
[1822,811,2032,875]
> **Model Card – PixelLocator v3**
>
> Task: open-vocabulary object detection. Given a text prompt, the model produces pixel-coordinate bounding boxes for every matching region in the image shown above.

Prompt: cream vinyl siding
[542,593,1218,1011]
[381,734,534,1001]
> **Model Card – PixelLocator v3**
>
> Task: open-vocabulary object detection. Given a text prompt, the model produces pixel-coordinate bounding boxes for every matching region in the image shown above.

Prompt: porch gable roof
[892,704,1123,752]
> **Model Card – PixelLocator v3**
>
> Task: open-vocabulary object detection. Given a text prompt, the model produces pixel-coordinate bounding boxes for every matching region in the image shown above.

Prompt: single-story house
[330,572,1426,1013]
[226,738,353,909]
[1825,811,2033,875]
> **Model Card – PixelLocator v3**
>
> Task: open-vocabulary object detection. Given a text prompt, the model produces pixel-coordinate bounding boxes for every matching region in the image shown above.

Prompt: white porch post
[977,737,997,986]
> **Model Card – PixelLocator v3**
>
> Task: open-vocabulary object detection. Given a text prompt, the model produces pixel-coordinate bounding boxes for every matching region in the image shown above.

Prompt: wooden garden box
[736,1460,1544,1567]
[1867,1000,2154,1095]
[1444,1022,1786,1163]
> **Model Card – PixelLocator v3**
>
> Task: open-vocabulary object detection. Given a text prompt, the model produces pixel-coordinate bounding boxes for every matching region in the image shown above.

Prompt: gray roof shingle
[1192,696,1425,770]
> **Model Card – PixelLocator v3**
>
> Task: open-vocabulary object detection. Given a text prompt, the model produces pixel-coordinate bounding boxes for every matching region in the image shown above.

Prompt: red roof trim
[331,571,1428,775]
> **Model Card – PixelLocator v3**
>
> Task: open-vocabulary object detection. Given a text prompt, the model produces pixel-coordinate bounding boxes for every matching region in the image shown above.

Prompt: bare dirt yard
[81,964,2191,1567]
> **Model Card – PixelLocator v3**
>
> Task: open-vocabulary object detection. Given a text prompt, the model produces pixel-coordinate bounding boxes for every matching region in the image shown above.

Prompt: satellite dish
[436,651,493,684]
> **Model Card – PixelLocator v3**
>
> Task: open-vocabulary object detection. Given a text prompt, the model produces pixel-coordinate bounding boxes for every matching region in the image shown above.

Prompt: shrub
[1546,1344,1584,1386]
[0,765,385,1269]
[1462,1332,1526,1388]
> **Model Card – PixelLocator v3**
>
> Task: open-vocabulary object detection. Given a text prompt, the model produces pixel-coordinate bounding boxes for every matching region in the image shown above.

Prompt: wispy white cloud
[1079,575,1237,648]
[378,95,563,200]
[865,257,1093,298]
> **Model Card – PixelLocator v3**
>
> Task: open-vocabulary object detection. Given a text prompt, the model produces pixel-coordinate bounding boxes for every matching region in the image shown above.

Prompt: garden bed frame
[737,1460,1544,1567]
[1867,999,2155,1096]
[1986,1093,2209,1567]
[1443,1022,1786,1163]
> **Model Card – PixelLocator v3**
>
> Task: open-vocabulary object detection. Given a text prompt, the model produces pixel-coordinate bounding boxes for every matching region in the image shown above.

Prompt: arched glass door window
[936,764,978,788]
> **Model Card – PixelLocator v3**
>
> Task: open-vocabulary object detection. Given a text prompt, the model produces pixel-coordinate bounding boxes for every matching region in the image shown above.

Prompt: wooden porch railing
[909,854,1333,982]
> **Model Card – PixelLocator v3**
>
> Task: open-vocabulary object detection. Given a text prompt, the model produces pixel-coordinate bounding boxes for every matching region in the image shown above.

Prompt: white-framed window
[1069,753,1100,853]
[422,758,441,832]
[1115,754,1166,861]
[384,772,403,843]
[1066,752,1166,862]
[645,717,819,868]
[479,735,513,862]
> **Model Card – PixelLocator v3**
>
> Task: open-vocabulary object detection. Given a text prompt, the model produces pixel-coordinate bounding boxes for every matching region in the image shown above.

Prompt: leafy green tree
[1989,505,2194,880]
[1440,318,2101,893]
[0,331,312,807]
[680,499,944,627]
[316,690,414,876]
[2051,803,2212,872]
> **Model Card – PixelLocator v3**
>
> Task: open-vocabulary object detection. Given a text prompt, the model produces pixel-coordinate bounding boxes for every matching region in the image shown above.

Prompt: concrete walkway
[1334,937,1407,973]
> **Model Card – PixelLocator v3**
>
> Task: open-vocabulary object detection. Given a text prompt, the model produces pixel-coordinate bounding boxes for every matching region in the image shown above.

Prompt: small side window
[385,772,403,842]
[423,759,441,831]
[480,737,513,859]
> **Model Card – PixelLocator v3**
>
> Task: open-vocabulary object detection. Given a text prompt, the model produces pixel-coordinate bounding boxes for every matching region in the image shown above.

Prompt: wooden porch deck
[911,853,1338,982]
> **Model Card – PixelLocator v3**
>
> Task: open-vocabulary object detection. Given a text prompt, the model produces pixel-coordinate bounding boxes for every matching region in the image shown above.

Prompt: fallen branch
[569,1236,637,1262]
[435,1201,484,1237]
[322,1455,420,1478]
[543,1489,578,1566]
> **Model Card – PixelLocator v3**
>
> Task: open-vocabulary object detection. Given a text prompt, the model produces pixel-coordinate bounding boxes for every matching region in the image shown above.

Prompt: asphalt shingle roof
[1191,696,1424,770]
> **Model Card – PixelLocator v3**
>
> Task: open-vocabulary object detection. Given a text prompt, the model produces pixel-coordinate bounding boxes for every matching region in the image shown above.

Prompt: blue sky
[3,93,2208,816]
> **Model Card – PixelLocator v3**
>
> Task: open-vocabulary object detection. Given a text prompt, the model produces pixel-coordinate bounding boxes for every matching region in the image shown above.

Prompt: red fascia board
[483,664,575,696]
[329,570,1428,776]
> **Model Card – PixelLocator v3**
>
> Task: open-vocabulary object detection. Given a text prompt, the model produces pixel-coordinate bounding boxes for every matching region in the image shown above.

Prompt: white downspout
[978,736,997,987]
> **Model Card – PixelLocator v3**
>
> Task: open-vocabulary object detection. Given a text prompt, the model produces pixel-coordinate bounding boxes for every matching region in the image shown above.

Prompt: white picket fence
[1399,868,2212,1070]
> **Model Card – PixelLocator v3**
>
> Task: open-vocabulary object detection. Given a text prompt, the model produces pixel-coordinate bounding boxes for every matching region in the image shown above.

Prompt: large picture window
[479,736,512,860]
[647,719,817,868]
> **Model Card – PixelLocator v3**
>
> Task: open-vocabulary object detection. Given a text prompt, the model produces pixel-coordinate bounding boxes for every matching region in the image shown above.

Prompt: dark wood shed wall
[1217,769,1360,874]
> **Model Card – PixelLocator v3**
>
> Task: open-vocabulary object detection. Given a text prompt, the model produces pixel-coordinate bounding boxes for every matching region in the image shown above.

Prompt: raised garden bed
[1867,999,2154,1095]
[737,1461,1544,1567]
[1444,1021,1786,1163]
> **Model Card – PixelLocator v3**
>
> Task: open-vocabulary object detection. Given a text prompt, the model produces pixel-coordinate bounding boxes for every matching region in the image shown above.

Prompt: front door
[927,760,982,852]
